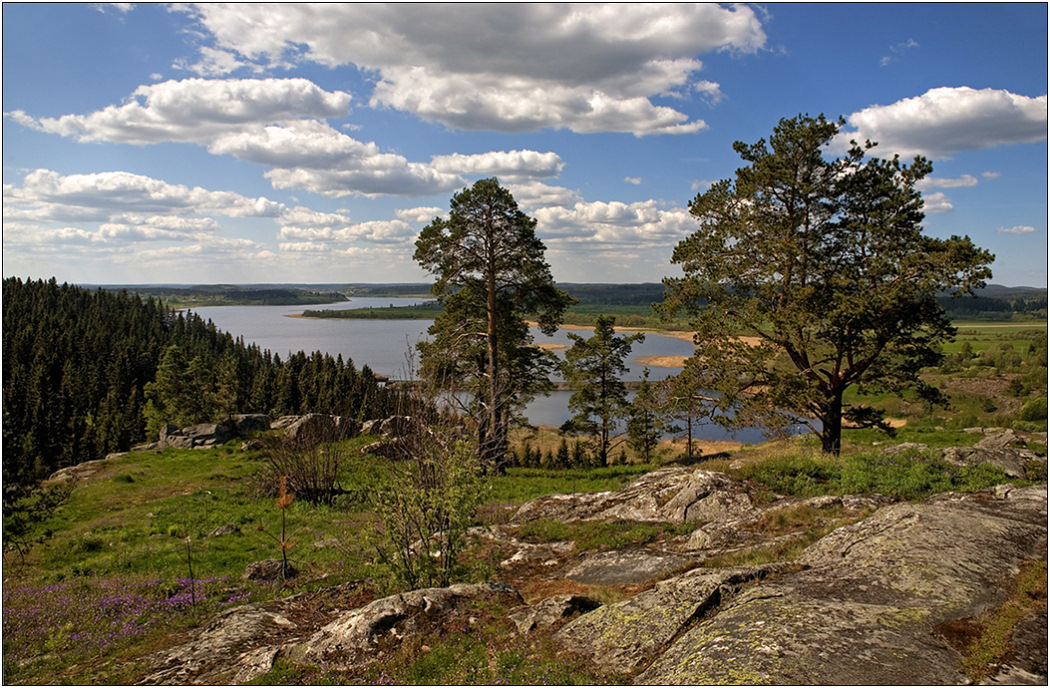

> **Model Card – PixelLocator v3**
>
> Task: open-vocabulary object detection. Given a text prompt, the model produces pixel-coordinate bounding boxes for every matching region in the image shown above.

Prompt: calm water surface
[192,298,770,442]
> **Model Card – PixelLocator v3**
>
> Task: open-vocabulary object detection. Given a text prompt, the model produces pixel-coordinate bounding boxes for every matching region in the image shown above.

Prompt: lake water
[192,298,771,443]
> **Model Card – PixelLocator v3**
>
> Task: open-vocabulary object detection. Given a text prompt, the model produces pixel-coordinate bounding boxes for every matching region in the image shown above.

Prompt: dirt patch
[637,355,689,368]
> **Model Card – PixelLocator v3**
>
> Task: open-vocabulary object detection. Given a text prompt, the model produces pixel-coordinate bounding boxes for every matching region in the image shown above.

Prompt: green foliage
[484,465,652,506]
[728,447,1017,501]
[3,278,392,490]
[414,178,574,468]
[1017,397,1048,422]
[364,389,488,591]
[561,315,644,465]
[660,114,993,455]
[627,368,674,462]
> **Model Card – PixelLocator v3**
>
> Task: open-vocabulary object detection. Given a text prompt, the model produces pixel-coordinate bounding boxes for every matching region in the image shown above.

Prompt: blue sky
[3,3,1047,287]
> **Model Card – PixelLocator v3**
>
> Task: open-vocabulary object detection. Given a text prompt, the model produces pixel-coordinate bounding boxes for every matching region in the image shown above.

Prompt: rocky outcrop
[556,565,787,676]
[634,485,1047,685]
[297,582,522,669]
[508,594,602,633]
[136,458,1045,686]
[158,423,235,449]
[511,468,755,525]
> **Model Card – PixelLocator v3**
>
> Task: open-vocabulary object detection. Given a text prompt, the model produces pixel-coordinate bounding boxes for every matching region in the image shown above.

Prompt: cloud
[880,38,919,66]
[279,219,415,245]
[5,169,284,223]
[429,150,564,182]
[840,87,1048,159]
[174,47,254,77]
[625,177,643,185]
[534,199,694,246]
[996,225,1037,235]
[982,171,1001,180]
[178,4,766,135]
[25,78,351,145]
[921,191,954,214]
[917,174,978,190]
[8,79,567,198]
[395,206,447,223]
[504,182,582,210]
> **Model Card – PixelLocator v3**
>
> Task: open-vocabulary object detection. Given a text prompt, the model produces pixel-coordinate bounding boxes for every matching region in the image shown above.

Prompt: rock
[943,446,1045,479]
[233,414,270,435]
[565,550,696,586]
[284,413,336,441]
[556,565,784,676]
[511,468,754,526]
[975,429,1028,450]
[48,458,108,483]
[159,423,235,450]
[271,415,301,430]
[508,594,602,634]
[209,523,240,537]
[377,415,413,437]
[636,486,1048,685]
[142,604,298,684]
[882,442,930,456]
[298,582,523,669]
[242,559,297,582]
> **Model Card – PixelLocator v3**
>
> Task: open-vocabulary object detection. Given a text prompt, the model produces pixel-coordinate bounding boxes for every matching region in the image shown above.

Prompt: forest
[2,277,392,490]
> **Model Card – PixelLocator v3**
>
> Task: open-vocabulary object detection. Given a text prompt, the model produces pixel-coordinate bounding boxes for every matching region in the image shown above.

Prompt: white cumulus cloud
[177,3,766,135]
[840,87,1048,159]
[429,150,564,182]
[917,174,979,190]
[921,191,954,214]
[996,225,1037,235]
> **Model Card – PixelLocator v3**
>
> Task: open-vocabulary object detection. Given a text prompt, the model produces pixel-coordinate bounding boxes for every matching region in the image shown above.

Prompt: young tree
[561,315,644,465]
[414,178,574,469]
[660,114,993,454]
[626,368,673,463]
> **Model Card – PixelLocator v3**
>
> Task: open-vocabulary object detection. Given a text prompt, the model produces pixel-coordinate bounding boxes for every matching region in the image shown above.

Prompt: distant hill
[87,282,1046,320]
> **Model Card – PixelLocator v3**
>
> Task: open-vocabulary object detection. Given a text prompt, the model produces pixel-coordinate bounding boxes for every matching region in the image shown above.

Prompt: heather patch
[2,575,248,683]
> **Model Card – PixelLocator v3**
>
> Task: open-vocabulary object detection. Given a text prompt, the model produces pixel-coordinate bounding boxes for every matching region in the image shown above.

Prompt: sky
[3,3,1047,287]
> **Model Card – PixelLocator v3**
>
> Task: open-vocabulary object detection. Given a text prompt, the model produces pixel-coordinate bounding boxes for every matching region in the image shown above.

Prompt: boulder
[209,523,240,537]
[243,559,297,582]
[158,423,234,449]
[975,429,1028,450]
[943,445,1045,479]
[297,582,523,669]
[636,486,1048,685]
[142,604,298,684]
[508,594,603,634]
[233,414,271,435]
[284,413,337,441]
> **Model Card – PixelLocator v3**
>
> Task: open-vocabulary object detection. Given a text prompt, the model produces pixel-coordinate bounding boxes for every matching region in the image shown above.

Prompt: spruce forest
[2,277,391,490]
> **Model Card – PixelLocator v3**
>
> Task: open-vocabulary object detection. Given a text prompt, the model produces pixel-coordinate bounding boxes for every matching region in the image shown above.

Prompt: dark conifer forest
[2,277,391,489]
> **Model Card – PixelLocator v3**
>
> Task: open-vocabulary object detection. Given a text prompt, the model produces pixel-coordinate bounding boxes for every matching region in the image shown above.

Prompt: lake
[192,298,771,443]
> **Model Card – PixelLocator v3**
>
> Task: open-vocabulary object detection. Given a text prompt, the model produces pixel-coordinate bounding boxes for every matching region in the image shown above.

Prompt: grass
[937,558,1049,683]
[725,444,1023,502]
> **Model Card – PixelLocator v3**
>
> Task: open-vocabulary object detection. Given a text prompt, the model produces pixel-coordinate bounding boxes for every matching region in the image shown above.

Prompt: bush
[1017,397,1048,422]
[366,388,486,591]
[732,455,840,497]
